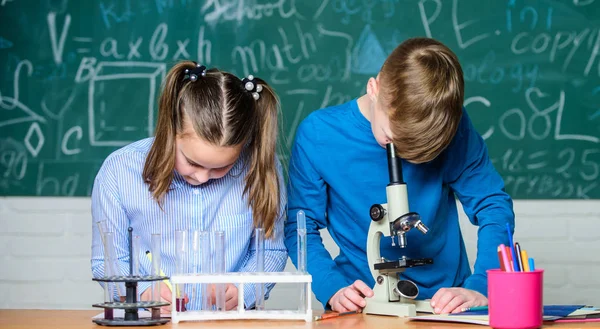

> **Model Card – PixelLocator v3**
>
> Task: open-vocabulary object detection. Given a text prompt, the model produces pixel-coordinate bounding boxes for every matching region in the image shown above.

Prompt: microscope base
[363,299,434,317]
[412,299,434,313]
[364,300,416,317]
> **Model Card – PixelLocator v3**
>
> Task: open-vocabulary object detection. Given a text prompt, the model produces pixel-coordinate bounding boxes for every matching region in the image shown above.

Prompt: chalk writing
[0,1,598,198]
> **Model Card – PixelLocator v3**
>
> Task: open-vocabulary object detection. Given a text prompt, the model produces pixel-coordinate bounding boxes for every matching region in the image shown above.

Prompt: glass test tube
[97,221,124,298]
[190,230,200,303]
[255,227,265,310]
[297,210,307,273]
[150,233,162,319]
[297,210,307,313]
[102,231,116,320]
[199,231,212,310]
[175,230,187,312]
[131,235,141,277]
[214,231,226,311]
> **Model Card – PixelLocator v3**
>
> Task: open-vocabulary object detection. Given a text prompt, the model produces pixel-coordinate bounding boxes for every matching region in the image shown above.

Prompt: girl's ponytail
[143,61,194,205]
[243,77,281,238]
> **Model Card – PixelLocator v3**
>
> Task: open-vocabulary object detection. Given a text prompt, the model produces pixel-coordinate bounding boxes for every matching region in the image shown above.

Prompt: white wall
[0,197,599,310]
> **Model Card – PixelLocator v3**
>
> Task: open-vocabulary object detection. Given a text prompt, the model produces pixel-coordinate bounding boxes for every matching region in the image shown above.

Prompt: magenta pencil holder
[487,269,544,329]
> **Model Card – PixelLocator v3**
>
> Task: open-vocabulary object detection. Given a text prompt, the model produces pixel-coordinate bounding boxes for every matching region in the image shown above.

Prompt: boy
[284,38,514,314]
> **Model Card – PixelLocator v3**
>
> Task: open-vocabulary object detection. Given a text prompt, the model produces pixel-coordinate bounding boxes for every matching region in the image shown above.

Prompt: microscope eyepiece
[386,143,404,185]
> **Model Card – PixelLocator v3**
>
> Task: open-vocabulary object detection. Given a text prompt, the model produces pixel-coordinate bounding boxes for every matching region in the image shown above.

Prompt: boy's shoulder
[300,99,357,130]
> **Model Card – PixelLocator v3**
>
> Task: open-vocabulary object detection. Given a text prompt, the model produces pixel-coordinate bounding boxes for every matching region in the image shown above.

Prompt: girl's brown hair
[380,38,464,163]
[143,61,281,237]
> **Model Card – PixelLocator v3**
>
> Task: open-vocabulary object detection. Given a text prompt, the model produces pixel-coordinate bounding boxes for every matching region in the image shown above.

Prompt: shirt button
[193,189,200,195]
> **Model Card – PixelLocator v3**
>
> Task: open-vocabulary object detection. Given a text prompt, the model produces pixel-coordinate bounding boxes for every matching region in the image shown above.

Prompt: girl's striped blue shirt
[91,138,288,309]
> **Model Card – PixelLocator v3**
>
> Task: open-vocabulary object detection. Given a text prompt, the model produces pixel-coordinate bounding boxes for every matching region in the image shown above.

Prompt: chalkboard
[0,0,599,198]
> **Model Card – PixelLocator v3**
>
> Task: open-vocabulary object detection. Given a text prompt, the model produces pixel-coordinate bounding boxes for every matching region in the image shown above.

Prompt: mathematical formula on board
[0,0,598,198]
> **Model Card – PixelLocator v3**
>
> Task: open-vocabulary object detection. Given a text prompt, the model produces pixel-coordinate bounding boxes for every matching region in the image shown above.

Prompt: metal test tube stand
[363,143,434,317]
[92,228,170,326]
[170,221,312,322]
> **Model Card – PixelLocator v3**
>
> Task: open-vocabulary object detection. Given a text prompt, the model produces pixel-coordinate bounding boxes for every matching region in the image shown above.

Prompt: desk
[0,310,599,329]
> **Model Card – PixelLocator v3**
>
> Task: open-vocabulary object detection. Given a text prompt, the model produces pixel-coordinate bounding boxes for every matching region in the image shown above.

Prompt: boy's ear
[366,77,379,102]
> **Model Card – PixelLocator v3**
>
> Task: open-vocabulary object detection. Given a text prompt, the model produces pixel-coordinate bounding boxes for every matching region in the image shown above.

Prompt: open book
[409,305,598,325]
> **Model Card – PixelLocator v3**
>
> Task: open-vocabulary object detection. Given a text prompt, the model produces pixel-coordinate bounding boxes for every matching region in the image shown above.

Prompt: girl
[91,61,287,312]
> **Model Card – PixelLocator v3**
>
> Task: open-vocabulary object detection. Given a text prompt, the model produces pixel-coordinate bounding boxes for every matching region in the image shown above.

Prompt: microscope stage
[374,258,433,270]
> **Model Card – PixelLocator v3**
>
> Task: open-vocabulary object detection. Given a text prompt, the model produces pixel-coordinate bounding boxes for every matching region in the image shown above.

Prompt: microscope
[363,143,434,317]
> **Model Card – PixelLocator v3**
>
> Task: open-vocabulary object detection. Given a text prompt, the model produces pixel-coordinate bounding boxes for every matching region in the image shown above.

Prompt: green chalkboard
[1,0,599,198]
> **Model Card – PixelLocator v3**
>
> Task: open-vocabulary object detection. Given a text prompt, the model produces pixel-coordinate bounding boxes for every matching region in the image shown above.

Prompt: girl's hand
[140,282,190,314]
[208,283,239,310]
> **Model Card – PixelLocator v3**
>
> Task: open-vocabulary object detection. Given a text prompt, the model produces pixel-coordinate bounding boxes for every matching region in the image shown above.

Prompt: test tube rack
[92,275,171,326]
[170,272,312,323]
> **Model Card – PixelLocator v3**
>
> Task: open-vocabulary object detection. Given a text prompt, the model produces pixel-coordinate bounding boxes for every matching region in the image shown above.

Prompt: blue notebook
[457,305,585,319]
[410,305,590,326]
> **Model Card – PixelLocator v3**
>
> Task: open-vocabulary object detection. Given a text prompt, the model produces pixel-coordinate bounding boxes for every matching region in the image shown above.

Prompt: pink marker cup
[487,269,544,329]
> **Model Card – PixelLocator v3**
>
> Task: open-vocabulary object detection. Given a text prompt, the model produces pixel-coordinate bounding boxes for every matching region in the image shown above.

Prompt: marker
[506,223,520,272]
[145,251,173,292]
[521,250,530,272]
[505,246,514,271]
[514,242,525,272]
[529,258,535,271]
[498,244,512,272]
[497,246,506,271]
[314,311,361,321]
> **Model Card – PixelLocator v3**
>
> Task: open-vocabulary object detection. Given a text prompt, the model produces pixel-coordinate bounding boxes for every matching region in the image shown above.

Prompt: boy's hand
[328,280,374,312]
[430,287,487,314]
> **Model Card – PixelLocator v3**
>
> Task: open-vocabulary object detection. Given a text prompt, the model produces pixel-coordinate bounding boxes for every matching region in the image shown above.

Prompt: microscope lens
[396,280,419,299]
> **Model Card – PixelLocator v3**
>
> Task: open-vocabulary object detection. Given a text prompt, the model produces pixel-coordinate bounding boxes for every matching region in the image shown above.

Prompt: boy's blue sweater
[285,99,514,307]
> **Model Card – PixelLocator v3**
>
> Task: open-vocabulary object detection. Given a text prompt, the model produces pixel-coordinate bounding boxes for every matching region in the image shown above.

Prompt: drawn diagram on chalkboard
[88,61,165,147]
[24,122,44,157]
[351,25,386,75]
[0,60,47,129]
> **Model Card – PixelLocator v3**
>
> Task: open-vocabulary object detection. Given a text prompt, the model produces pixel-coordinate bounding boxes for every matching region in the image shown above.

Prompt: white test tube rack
[170,272,312,322]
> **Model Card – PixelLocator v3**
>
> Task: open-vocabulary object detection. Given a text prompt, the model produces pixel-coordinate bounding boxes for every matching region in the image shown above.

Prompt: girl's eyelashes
[187,159,203,168]
[187,160,230,171]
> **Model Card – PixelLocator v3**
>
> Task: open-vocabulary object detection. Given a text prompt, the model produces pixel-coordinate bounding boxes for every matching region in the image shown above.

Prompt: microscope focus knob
[369,204,386,221]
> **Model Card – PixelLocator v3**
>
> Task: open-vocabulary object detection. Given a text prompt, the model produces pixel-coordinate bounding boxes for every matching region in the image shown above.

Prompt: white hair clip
[184,63,207,82]
[242,75,262,100]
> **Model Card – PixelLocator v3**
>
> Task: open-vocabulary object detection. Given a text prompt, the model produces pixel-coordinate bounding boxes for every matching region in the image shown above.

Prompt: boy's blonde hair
[143,61,281,238]
[380,38,464,163]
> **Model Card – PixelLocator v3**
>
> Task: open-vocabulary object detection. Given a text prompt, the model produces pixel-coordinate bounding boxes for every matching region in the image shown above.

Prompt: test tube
[102,231,116,320]
[175,230,187,312]
[297,210,307,313]
[297,210,307,273]
[190,230,200,303]
[150,233,161,319]
[255,227,265,311]
[97,221,124,298]
[131,235,141,277]
[199,231,212,310]
[214,231,226,311]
